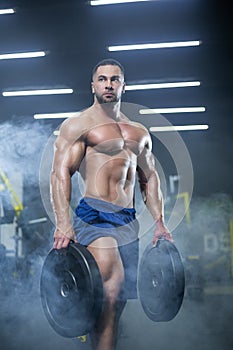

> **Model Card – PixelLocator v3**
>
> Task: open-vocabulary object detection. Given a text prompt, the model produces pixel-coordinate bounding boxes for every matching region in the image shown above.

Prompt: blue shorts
[73,197,139,299]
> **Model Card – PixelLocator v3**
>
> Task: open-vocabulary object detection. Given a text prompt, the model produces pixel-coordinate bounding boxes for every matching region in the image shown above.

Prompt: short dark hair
[92,59,125,78]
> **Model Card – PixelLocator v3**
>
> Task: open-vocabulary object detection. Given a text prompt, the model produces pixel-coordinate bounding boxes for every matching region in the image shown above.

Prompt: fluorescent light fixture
[34,112,79,119]
[3,89,73,97]
[108,40,200,52]
[0,51,46,60]
[150,125,209,132]
[140,107,206,114]
[90,0,150,5]
[126,81,200,91]
[0,8,15,14]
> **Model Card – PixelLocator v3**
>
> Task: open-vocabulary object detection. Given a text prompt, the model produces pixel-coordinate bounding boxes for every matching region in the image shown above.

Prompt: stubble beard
[95,93,120,105]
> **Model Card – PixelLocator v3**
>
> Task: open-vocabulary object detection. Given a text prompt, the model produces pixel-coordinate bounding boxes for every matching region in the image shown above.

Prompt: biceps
[137,151,156,183]
[52,140,85,178]
[65,142,86,175]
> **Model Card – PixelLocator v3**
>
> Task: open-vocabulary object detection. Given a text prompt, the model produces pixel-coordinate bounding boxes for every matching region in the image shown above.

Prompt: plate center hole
[61,282,70,297]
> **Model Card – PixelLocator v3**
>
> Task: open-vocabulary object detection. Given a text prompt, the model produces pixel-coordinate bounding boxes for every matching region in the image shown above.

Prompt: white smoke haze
[0,121,53,186]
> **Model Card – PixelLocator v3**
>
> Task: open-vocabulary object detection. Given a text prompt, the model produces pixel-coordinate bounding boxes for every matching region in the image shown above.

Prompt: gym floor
[0,273,232,350]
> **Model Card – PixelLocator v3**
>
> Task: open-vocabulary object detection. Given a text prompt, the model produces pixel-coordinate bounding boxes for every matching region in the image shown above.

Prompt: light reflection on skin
[39,101,193,243]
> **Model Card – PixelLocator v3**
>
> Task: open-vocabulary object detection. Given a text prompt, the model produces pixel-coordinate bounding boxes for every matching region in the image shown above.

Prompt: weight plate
[40,243,103,337]
[138,239,185,322]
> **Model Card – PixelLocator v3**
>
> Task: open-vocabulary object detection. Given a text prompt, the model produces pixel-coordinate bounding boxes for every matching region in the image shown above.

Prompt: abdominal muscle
[82,149,136,208]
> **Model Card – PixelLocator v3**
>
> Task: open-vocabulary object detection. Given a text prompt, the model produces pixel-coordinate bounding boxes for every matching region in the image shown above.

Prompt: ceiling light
[90,0,150,5]
[2,89,73,97]
[108,40,200,52]
[150,125,209,132]
[140,107,206,114]
[126,81,200,91]
[34,112,79,119]
[0,8,15,14]
[0,51,46,60]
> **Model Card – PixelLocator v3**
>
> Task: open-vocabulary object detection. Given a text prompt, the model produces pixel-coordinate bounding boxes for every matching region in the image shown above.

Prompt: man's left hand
[153,219,173,246]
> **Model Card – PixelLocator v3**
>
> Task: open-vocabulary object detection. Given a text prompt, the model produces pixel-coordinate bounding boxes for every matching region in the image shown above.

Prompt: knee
[104,289,119,307]
[103,276,124,307]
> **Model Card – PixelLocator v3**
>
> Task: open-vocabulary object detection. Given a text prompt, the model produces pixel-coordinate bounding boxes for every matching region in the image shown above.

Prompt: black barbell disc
[138,239,185,322]
[40,242,103,338]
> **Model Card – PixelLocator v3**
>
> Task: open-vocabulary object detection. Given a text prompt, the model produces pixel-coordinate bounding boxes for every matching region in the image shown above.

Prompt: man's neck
[94,100,121,121]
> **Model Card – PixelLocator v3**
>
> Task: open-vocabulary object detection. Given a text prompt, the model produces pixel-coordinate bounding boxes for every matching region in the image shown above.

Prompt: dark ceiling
[0,0,232,196]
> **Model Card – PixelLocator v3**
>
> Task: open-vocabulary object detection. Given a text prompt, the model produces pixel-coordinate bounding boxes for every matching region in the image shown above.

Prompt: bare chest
[86,122,146,156]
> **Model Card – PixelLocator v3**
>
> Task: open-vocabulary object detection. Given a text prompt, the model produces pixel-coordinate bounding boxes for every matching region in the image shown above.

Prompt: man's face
[91,65,125,104]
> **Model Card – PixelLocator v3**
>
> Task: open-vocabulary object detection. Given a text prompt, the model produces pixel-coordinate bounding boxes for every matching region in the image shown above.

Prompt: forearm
[143,171,165,224]
[142,172,172,244]
[50,170,73,235]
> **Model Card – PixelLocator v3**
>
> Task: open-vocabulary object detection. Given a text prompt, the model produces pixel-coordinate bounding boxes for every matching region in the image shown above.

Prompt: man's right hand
[53,228,77,250]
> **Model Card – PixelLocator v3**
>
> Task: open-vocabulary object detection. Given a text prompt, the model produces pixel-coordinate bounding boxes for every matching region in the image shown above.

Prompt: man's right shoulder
[59,108,94,140]
[63,108,92,126]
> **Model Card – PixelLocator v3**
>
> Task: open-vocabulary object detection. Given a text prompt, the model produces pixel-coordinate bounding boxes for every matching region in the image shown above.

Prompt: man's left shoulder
[121,118,149,133]
[128,121,151,138]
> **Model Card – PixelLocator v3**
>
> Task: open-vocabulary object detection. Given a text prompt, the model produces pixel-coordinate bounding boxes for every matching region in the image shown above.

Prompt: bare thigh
[87,237,124,301]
